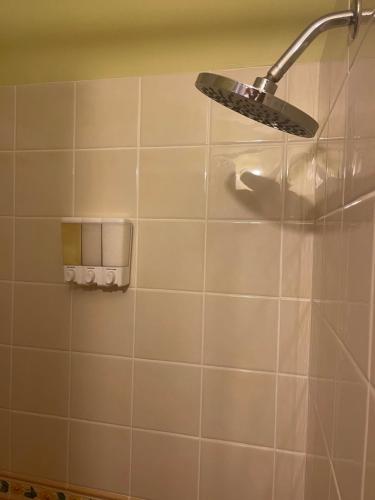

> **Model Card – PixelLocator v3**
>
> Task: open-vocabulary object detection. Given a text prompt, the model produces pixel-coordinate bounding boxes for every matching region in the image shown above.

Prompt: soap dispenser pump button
[85,269,95,284]
[105,270,116,285]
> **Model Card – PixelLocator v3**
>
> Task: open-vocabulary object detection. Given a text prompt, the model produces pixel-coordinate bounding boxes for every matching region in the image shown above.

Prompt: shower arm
[255,5,374,93]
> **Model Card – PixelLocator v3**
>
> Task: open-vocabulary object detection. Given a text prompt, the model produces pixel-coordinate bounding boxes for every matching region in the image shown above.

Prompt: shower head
[196,72,318,138]
[195,0,373,138]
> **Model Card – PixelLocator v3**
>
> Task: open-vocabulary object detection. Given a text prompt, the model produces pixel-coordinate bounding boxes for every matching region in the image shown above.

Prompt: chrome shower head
[196,72,318,138]
[195,1,373,138]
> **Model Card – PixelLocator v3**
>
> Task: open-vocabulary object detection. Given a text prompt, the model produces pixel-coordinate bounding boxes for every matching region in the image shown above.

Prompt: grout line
[8,83,17,473]
[196,95,211,500]
[65,81,77,487]
[128,75,142,498]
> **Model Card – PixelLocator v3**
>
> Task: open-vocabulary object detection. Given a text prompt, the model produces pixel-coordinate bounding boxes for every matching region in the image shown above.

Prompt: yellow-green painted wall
[0,0,334,85]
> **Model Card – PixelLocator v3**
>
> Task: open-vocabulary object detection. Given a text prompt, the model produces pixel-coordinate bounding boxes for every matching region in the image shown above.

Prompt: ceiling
[0,0,336,84]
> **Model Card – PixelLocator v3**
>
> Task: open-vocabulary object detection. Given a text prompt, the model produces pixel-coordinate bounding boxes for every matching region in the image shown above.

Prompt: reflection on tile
[69,420,130,494]
[12,412,68,482]
[204,294,278,371]
[210,67,286,143]
[279,300,310,375]
[133,361,200,435]
[332,345,367,500]
[274,451,306,500]
[282,223,313,298]
[76,77,139,148]
[364,395,375,500]
[276,376,308,452]
[342,198,373,375]
[131,430,199,500]
[15,151,73,217]
[200,440,273,500]
[141,73,208,146]
[0,153,13,215]
[202,368,275,447]
[206,222,280,296]
[208,143,283,220]
[285,142,315,220]
[139,147,206,219]
[135,290,202,363]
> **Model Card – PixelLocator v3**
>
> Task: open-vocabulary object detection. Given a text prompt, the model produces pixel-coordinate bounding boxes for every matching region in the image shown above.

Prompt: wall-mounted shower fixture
[195,0,374,138]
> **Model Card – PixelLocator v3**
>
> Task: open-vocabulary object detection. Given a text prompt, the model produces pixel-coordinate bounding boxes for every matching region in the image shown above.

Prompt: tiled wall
[305,7,375,500]
[0,62,319,500]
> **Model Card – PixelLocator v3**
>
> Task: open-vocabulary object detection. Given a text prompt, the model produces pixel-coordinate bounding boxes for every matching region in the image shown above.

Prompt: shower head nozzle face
[195,72,318,138]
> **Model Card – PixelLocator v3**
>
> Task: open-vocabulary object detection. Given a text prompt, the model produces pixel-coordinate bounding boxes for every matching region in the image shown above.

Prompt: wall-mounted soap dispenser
[61,218,132,289]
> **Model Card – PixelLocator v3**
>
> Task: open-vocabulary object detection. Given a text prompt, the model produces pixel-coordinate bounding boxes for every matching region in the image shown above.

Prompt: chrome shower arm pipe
[266,9,372,83]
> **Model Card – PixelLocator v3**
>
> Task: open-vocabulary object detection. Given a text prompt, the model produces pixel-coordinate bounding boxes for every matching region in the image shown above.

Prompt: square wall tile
[131,430,199,500]
[139,147,206,218]
[0,218,13,280]
[208,144,284,220]
[199,440,273,500]
[72,288,134,356]
[0,346,10,408]
[15,151,73,216]
[282,223,313,298]
[287,62,319,125]
[70,353,132,426]
[202,368,275,447]
[16,82,74,150]
[12,412,68,482]
[135,290,202,363]
[137,221,205,291]
[133,361,201,435]
[304,455,330,500]
[75,149,137,217]
[276,376,308,452]
[204,294,278,371]
[0,153,13,215]
[0,409,10,470]
[332,346,367,500]
[206,222,281,296]
[364,395,375,500]
[12,348,69,416]
[0,282,12,344]
[279,300,310,375]
[69,421,131,494]
[342,198,374,376]
[141,72,208,146]
[0,86,15,150]
[76,77,139,148]
[274,452,306,500]
[285,142,316,220]
[210,67,286,143]
[15,219,63,283]
[14,283,70,350]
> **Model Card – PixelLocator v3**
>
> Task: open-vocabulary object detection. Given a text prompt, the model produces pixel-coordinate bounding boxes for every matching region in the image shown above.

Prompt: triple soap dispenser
[61,218,132,289]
